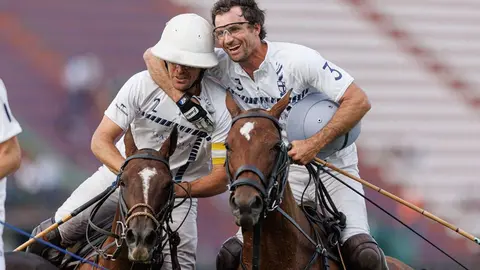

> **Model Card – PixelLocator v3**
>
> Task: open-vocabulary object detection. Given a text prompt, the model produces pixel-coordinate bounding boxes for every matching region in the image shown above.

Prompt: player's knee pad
[341,233,388,270]
[216,236,243,270]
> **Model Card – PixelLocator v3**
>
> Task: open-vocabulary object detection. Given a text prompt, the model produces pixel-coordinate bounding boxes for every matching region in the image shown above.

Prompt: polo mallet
[313,157,480,246]
[14,183,117,251]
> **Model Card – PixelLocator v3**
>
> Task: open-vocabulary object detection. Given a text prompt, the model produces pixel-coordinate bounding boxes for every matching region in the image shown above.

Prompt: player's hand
[287,138,322,165]
[174,181,192,198]
[177,93,215,133]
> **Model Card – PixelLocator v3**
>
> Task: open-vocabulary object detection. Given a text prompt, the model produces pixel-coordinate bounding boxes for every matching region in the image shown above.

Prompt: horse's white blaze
[139,167,157,204]
[240,122,255,141]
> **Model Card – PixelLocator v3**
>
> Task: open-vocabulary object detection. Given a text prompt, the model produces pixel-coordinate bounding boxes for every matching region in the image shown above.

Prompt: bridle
[85,149,187,269]
[226,111,336,270]
[226,111,290,214]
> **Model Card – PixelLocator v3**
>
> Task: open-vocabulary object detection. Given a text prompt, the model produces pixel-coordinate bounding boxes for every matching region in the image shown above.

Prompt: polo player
[27,13,232,270]
[143,0,387,269]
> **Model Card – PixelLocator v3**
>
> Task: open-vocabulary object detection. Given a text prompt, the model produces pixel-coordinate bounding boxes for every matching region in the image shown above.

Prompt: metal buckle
[267,199,279,212]
[115,221,126,247]
[99,249,117,261]
[315,244,326,255]
[105,253,116,261]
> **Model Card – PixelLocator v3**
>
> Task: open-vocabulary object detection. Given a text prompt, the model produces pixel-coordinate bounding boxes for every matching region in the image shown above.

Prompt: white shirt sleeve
[296,48,354,102]
[205,48,229,80]
[104,73,147,131]
[0,79,22,143]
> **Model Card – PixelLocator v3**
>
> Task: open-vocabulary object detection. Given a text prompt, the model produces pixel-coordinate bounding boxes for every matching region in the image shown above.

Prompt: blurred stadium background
[1,0,479,269]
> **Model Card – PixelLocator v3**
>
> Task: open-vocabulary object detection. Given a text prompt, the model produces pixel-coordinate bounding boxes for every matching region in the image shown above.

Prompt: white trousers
[54,165,198,270]
[236,151,370,245]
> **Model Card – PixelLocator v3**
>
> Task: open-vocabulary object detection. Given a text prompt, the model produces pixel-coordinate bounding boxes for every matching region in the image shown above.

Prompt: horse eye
[119,176,127,187]
[270,143,280,151]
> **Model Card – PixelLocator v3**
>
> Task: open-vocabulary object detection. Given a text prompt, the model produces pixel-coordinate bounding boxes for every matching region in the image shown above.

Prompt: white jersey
[0,79,22,270]
[0,79,22,147]
[104,71,231,182]
[207,40,357,167]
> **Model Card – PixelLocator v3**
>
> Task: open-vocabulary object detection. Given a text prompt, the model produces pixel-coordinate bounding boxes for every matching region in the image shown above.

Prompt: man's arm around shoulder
[0,136,21,179]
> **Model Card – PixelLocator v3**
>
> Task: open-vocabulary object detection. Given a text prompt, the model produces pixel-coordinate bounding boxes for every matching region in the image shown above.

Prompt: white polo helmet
[286,92,361,159]
[151,13,218,68]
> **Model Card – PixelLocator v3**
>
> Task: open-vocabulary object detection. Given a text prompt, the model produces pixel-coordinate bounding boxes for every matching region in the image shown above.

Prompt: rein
[227,112,343,270]
[84,150,190,270]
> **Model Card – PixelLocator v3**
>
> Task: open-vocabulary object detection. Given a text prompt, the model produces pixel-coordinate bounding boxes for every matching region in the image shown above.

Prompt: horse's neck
[263,183,304,246]
[242,183,308,269]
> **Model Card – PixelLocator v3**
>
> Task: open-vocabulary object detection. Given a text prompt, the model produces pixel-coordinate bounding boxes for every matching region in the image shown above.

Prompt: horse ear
[159,125,178,159]
[268,89,292,119]
[225,91,242,118]
[124,126,138,157]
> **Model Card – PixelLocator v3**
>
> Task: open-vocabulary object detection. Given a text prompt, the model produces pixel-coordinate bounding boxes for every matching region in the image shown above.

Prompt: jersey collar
[233,40,273,76]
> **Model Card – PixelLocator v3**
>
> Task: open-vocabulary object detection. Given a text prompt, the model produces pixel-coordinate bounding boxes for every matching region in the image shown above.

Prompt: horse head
[119,126,178,262]
[224,90,291,229]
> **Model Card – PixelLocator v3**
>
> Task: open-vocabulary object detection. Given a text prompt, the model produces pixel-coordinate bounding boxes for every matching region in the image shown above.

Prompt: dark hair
[211,0,267,40]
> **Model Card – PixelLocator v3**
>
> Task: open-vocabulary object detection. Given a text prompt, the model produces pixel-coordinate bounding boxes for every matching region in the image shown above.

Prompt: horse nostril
[230,196,239,209]
[250,195,263,210]
[144,229,157,246]
[126,229,136,245]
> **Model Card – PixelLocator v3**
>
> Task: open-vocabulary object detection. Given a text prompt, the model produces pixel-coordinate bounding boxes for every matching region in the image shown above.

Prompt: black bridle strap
[231,112,283,139]
[277,207,334,269]
[87,186,120,239]
[233,165,265,182]
[277,207,320,250]
[121,152,170,174]
[230,164,269,198]
[252,221,262,270]
[230,178,267,198]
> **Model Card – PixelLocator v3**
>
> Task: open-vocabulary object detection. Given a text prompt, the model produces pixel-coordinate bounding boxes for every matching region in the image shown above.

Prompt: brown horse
[73,127,182,270]
[224,91,413,270]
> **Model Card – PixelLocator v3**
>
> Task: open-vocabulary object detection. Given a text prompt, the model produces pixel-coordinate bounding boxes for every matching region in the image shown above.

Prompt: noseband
[226,111,290,214]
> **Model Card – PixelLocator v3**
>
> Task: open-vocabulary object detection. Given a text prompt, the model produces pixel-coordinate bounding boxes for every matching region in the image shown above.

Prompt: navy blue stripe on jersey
[143,112,174,127]
[276,64,283,75]
[227,88,310,105]
[141,111,211,140]
[290,88,310,103]
[174,136,204,181]
[3,103,11,122]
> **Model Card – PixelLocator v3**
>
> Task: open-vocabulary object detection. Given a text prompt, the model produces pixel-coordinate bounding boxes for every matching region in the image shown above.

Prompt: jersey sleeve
[205,48,228,80]
[0,79,22,143]
[296,47,354,102]
[104,73,147,131]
